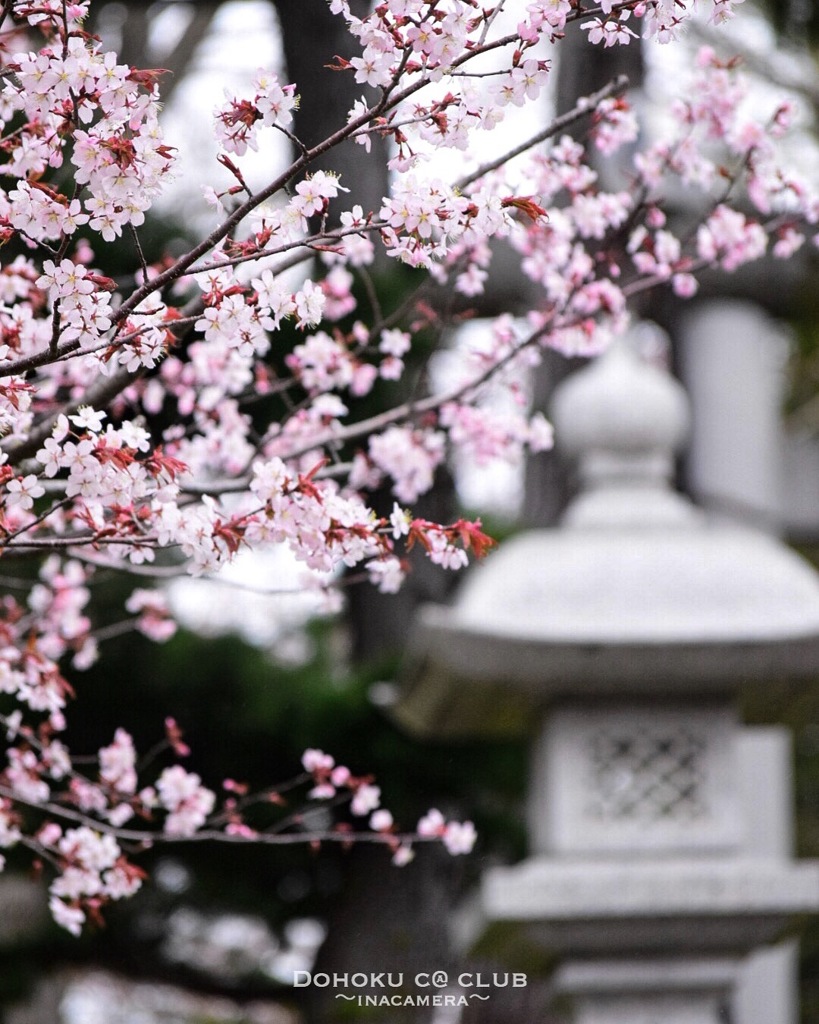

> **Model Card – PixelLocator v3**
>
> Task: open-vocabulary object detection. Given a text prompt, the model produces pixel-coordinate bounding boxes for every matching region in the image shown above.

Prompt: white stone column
[678,300,790,533]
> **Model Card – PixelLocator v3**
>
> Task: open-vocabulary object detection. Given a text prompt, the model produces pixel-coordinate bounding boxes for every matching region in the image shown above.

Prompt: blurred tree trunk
[273,0,390,219]
[522,23,645,528]
[91,2,220,105]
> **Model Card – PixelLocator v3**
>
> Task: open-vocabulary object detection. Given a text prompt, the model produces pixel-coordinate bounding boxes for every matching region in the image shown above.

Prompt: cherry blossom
[156,765,217,837]
[417,808,476,854]
[0,0,814,936]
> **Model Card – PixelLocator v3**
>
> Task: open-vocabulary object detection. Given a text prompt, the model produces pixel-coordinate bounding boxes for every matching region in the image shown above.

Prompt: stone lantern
[396,329,819,1024]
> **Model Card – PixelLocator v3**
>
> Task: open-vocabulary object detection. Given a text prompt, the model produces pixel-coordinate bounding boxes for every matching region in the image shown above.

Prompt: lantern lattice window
[585,726,708,822]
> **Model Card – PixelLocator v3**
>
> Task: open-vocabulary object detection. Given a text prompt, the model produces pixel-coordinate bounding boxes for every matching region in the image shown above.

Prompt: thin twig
[0,782,433,848]
[457,74,630,191]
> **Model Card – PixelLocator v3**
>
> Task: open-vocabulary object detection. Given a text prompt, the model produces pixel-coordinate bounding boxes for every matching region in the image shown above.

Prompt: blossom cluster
[2,14,174,242]
[0,0,816,936]
[302,747,476,864]
[214,68,298,155]
[2,710,461,935]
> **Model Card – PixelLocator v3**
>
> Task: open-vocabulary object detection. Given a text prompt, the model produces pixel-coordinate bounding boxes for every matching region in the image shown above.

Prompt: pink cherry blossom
[0,0,814,937]
[156,765,216,836]
[442,820,477,855]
